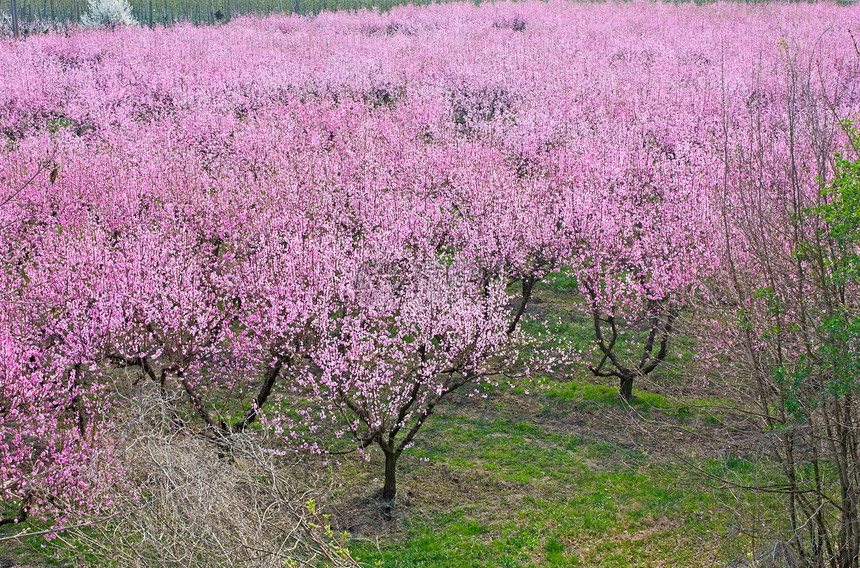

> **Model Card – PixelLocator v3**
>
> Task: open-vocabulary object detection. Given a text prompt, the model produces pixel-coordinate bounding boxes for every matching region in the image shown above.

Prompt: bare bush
[56,386,358,568]
[702,45,860,567]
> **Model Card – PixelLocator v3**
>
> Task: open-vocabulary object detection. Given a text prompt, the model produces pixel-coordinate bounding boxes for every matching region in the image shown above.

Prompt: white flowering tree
[81,0,137,27]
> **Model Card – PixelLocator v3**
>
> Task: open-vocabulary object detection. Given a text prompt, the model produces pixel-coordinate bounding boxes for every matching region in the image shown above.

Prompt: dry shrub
[57,386,358,568]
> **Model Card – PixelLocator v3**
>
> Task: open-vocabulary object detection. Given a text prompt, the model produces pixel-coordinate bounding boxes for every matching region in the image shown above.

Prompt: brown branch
[640,305,681,376]
[507,276,536,335]
[176,370,223,431]
[0,152,56,210]
[232,356,288,433]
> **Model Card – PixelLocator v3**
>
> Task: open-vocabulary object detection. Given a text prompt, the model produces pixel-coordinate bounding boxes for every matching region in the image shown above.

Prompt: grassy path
[328,377,759,567]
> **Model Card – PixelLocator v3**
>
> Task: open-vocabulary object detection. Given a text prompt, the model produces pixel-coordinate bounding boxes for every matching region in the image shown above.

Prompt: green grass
[341,391,750,568]
[528,377,725,421]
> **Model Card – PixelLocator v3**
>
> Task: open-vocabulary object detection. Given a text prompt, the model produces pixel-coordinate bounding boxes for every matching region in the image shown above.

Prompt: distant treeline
[1,0,460,26]
[3,0,855,30]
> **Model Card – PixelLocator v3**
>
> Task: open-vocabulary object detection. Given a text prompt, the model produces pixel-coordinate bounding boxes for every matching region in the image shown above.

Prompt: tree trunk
[507,276,536,335]
[11,0,20,38]
[619,376,634,402]
[381,450,400,503]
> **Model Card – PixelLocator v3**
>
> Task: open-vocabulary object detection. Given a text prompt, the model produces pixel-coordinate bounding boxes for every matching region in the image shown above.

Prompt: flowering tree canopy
[1,0,859,519]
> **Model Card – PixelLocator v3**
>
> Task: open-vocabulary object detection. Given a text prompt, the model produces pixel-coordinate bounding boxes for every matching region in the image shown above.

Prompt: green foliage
[759,120,860,417]
[786,120,860,402]
[821,124,860,281]
[816,122,860,397]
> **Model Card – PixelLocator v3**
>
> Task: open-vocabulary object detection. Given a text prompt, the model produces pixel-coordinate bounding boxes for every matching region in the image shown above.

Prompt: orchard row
[0,0,858,541]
